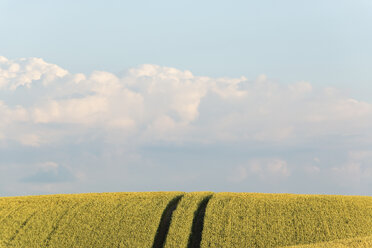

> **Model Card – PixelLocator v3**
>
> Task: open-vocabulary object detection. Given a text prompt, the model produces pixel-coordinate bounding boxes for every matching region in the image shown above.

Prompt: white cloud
[1,56,372,150]
[0,101,28,123]
[0,57,68,90]
[2,56,372,195]
[32,96,109,124]
[125,64,208,123]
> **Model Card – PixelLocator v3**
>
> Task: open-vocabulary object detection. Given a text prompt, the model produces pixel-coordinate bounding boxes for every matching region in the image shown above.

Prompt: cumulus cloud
[1,56,372,195]
[0,56,67,90]
[1,56,372,148]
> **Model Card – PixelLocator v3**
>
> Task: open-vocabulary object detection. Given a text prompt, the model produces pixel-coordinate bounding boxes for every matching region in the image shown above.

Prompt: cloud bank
[1,56,371,196]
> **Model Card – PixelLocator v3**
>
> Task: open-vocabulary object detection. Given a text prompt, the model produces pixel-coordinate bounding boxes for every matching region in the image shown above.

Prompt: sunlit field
[1,192,371,247]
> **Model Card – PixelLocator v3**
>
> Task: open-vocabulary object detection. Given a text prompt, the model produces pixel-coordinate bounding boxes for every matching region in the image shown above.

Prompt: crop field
[0,192,182,247]
[284,235,372,248]
[201,193,372,247]
[0,192,371,248]
[164,191,213,248]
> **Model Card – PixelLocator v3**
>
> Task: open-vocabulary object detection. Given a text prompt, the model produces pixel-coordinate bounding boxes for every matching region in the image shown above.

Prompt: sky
[1,1,372,196]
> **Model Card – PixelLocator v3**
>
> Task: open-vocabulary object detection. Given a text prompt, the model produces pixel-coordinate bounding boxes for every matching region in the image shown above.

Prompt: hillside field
[0,192,371,247]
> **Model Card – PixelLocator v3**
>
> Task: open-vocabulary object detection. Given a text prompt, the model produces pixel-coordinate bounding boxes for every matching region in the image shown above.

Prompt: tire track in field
[7,211,36,244]
[152,195,184,248]
[44,200,96,247]
[187,194,213,248]
[0,204,25,225]
[44,202,79,247]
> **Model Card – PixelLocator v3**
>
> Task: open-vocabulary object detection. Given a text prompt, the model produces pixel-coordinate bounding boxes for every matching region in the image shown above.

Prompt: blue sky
[1,1,372,196]
[1,0,372,99]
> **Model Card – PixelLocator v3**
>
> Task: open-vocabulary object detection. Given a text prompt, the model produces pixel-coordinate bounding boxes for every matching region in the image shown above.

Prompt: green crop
[164,191,212,248]
[0,192,371,247]
[201,193,372,248]
[0,192,182,247]
[284,235,372,248]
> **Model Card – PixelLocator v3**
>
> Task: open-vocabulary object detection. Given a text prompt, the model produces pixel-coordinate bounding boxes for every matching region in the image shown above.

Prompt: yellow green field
[0,192,371,247]
[283,235,372,248]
